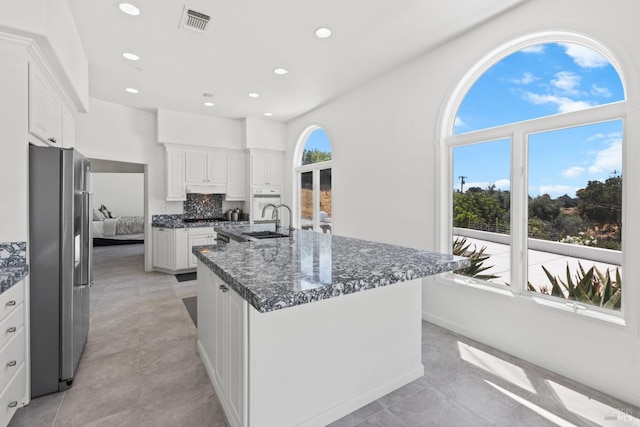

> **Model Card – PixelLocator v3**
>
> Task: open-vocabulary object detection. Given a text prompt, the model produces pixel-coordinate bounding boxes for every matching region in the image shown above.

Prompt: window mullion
[511,131,527,295]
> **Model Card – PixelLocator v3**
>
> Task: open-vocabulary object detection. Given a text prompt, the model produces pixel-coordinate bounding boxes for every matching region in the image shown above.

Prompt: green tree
[529,194,560,222]
[576,176,622,230]
[453,190,507,229]
[302,149,331,165]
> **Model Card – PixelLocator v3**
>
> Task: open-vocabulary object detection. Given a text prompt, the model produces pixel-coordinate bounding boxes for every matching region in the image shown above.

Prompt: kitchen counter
[152,213,249,228]
[0,242,29,293]
[193,224,468,313]
[194,228,469,426]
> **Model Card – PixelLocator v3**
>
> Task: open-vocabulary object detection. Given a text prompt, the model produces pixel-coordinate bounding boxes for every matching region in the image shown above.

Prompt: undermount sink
[242,231,290,240]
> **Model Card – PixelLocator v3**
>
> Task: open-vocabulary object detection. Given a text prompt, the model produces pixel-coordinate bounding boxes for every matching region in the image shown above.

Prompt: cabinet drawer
[0,282,24,323]
[188,227,216,236]
[0,328,25,393]
[0,304,24,351]
[0,362,26,425]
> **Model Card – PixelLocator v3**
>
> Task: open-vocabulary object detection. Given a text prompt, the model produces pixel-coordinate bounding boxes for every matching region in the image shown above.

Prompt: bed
[92,205,144,246]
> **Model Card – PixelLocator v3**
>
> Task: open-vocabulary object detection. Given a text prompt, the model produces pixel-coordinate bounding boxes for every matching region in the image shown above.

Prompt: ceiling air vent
[180,7,211,33]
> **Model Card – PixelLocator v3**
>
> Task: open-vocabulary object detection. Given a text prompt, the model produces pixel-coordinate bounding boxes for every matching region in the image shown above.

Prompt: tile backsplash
[183,193,223,219]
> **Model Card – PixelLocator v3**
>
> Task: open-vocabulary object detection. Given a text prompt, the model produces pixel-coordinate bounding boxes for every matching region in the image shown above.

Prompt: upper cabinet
[185,151,227,185]
[226,152,247,201]
[166,149,186,201]
[28,61,74,147]
[251,150,283,190]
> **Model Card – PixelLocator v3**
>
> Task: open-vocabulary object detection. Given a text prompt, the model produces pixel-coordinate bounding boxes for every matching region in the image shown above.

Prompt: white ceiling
[68,0,526,122]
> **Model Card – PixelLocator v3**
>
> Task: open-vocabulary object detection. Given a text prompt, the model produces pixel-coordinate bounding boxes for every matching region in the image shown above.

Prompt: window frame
[293,126,333,232]
[435,33,633,326]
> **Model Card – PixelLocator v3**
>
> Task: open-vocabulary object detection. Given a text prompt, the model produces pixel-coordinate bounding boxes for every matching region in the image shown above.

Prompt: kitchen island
[193,226,468,427]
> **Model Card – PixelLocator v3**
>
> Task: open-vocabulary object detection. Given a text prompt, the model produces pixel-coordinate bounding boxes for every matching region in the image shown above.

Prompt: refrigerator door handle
[81,190,93,287]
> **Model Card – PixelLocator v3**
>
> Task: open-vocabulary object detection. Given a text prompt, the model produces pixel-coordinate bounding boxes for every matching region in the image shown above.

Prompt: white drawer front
[188,227,215,236]
[0,328,25,392]
[0,281,24,323]
[0,362,26,426]
[0,304,24,351]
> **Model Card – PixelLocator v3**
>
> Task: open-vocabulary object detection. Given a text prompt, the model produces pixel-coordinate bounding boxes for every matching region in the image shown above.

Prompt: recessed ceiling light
[119,3,140,16]
[203,102,214,107]
[315,27,332,39]
[122,52,139,61]
[264,112,273,117]
[273,68,288,75]
[248,93,260,98]
[125,88,139,94]
[202,93,215,98]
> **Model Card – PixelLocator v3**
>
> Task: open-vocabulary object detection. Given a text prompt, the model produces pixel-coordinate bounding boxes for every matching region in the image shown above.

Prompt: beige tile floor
[11,243,640,426]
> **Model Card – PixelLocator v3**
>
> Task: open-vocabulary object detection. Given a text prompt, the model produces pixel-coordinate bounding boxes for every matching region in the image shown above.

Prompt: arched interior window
[295,127,333,233]
[445,40,626,314]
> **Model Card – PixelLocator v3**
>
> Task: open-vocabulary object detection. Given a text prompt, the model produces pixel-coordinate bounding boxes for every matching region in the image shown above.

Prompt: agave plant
[452,237,499,280]
[528,262,621,310]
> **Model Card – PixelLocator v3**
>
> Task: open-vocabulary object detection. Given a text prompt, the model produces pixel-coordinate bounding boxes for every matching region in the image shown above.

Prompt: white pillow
[93,209,106,221]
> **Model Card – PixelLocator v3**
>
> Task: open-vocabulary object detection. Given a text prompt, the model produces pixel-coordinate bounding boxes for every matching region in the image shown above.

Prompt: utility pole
[458,176,467,193]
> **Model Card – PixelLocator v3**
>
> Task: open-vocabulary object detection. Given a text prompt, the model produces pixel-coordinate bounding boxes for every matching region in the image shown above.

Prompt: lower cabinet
[152,228,189,271]
[188,228,217,269]
[153,227,216,272]
[197,262,246,427]
[0,280,27,427]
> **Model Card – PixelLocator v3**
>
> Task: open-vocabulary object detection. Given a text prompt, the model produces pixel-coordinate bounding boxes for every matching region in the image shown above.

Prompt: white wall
[157,108,242,149]
[92,173,144,217]
[285,0,640,407]
[243,117,287,150]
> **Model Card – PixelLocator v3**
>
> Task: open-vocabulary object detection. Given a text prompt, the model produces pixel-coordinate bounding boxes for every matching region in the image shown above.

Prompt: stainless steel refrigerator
[29,144,92,397]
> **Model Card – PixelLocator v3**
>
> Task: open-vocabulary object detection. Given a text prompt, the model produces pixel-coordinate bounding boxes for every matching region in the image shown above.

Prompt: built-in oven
[252,188,281,224]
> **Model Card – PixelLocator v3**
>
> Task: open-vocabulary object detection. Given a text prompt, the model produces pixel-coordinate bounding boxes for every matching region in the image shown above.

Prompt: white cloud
[454,116,465,129]
[587,132,621,142]
[494,179,511,190]
[551,71,582,95]
[591,84,612,97]
[521,45,545,54]
[509,72,538,85]
[588,138,622,174]
[539,184,580,197]
[558,43,609,68]
[561,166,585,179]
[522,92,593,113]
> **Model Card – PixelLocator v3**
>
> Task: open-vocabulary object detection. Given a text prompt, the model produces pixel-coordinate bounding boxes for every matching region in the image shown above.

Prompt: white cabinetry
[226,153,247,201]
[0,280,27,427]
[29,62,62,146]
[153,228,189,271]
[251,150,283,188]
[197,263,246,427]
[166,150,186,201]
[185,151,226,185]
[188,228,217,268]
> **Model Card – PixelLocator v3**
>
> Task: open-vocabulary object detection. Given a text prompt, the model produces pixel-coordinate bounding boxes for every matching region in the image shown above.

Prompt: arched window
[294,127,333,233]
[441,35,627,316]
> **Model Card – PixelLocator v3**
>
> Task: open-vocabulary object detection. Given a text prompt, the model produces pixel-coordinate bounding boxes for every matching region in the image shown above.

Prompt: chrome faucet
[261,203,280,229]
[274,204,295,237]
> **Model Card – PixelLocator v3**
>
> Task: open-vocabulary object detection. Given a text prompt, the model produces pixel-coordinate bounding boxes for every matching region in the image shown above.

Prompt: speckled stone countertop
[193,225,469,313]
[0,242,29,294]
[152,214,249,229]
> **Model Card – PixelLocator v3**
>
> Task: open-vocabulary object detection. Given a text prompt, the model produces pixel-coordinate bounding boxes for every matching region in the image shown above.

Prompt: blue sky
[304,128,332,152]
[453,42,624,197]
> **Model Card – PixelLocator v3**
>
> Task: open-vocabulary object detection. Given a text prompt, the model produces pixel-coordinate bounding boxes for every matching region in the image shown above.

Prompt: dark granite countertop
[152,214,249,229]
[0,242,28,294]
[193,225,469,313]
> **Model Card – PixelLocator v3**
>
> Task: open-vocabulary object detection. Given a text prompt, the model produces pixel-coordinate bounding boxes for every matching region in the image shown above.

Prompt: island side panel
[247,279,424,427]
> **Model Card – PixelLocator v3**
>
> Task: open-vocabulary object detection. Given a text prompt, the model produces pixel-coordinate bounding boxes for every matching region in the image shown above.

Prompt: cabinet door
[174,229,189,271]
[166,151,186,201]
[266,154,283,186]
[226,154,246,201]
[188,234,209,268]
[207,154,227,185]
[152,228,164,268]
[213,275,228,398]
[28,62,61,146]
[226,287,246,427]
[162,229,174,269]
[61,106,75,147]
[251,154,268,186]
[185,152,208,183]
